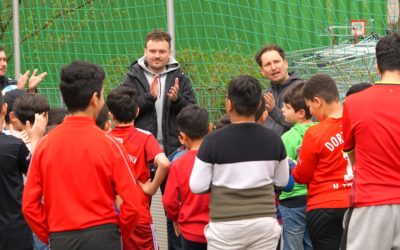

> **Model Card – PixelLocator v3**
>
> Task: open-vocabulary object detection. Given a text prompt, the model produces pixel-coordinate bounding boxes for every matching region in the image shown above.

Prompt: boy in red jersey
[341,33,400,250]
[162,104,211,250]
[292,73,352,250]
[22,61,141,250]
[107,85,170,250]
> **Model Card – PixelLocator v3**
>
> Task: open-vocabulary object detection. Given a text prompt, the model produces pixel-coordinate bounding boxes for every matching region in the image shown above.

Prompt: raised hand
[17,70,30,90]
[28,69,47,92]
[150,74,160,99]
[25,113,48,151]
[167,78,179,101]
[264,92,276,112]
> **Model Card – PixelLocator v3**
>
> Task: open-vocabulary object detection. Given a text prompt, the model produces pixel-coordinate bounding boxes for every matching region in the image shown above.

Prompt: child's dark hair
[177,104,209,140]
[106,86,138,123]
[345,82,373,97]
[3,89,25,124]
[60,61,105,113]
[376,32,400,73]
[13,93,50,124]
[47,107,68,126]
[227,75,262,116]
[215,113,231,130]
[283,83,312,119]
[255,96,266,122]
[96,105,110,130]
[302,73,339,103]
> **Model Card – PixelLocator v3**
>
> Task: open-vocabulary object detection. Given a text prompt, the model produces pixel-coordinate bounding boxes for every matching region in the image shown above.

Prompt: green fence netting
[0,0,396,123]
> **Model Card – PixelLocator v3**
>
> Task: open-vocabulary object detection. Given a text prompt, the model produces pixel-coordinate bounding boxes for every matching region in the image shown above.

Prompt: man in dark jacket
[255,44,303,136]
[122,29,196,250]
[122,29,196,156]
[0,46,47,94]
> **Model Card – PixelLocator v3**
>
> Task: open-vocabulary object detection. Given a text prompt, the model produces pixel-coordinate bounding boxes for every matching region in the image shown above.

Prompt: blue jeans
[279,204,313,250]
[33,232,49,250]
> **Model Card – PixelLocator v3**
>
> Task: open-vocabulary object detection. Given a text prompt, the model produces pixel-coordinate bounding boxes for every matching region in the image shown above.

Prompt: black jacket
[0,76,17,91]
[121,59,196,155]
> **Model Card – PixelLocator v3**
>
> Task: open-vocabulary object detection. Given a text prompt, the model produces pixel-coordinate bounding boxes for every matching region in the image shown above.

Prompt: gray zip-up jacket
[263,72,303,136]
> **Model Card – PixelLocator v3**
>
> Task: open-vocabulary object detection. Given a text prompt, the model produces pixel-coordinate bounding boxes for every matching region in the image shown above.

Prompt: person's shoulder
[174,149,196,162]
[123,60,143,80]
[256,124,282,139]
[128,59,140,71]
[171,150,196,169]
[0,132,25,147]
[282,125,297,138]
[136,127,153,136]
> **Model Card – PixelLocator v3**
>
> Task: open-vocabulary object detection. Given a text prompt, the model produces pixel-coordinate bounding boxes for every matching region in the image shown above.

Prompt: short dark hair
[95,105,109,130]
[227,75,262,116]
[13,93,50,124]
[376,32,400,73]
[106,86,138,123]
[145,29,171,48]
[0,46,4,52]
[215,113,231,130]
[3,89,25,124]
[345,82,373,97]
[47,107,68,126]
[302,74,340,103]
[177,104,209,140]
[255,44,285,67]
[60,61,105,113]
[283,83,312,119]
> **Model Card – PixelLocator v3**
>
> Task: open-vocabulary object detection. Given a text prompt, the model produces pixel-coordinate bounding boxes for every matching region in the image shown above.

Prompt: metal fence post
[167,0,175,58]
[12,0,21,80]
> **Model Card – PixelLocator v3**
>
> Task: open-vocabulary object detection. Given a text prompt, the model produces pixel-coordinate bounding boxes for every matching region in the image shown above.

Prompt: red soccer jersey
[22,116,141,244]
[109,126,153,224]
[343,83,400,207]
[162,150,210,243]
[292,117,351,211]
[111,126,162,164]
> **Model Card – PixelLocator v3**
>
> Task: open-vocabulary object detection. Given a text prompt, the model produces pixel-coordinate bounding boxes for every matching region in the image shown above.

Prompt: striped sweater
[190,122,289,222]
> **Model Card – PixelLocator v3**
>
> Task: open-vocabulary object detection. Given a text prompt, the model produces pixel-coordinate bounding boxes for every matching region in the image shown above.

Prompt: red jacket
[293,118,351,211]
[111,125,162,165]
[22,116,141,243]
[162,150,210,243]
[109,125,153,224]
[343,84,400,207]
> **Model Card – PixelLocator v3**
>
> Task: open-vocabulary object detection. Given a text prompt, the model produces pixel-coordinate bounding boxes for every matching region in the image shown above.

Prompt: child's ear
[313,97,323,108]
[108,111,114,121]
[225,97,233,112]
[178,131,187,145]
[0,103,7,116]
[90,92,99,107]
[208,122,213,133]
[104,120,112,132]
[9,111,18,123]
[135,107,140,119]
[297,108,306,118]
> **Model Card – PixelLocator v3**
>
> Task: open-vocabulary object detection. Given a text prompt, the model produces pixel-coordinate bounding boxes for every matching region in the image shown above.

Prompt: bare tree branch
[0,0,20,40]
[20,0,94,44]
